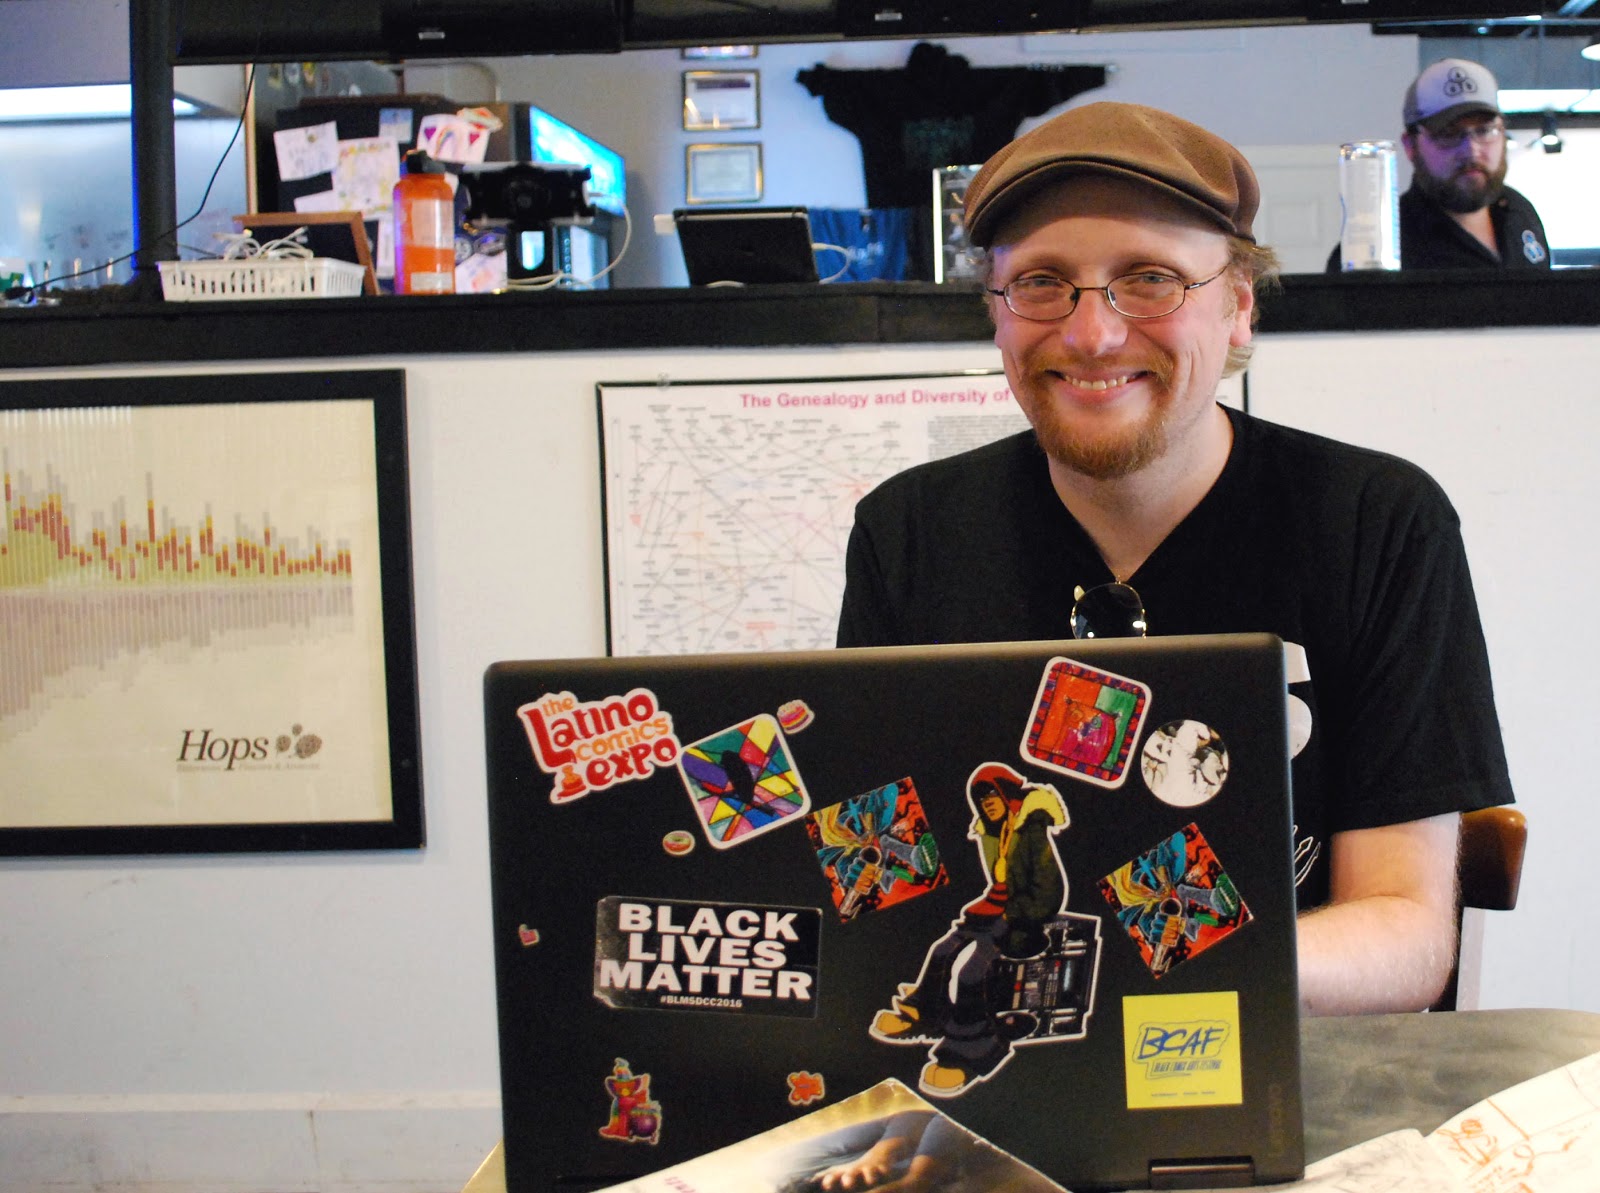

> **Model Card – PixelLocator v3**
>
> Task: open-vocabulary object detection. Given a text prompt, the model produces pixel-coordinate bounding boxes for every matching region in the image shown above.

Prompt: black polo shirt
[1325,182,1552,271]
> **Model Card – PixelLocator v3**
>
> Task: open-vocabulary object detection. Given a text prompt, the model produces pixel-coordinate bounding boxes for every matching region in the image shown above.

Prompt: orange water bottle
[393,149,456,294]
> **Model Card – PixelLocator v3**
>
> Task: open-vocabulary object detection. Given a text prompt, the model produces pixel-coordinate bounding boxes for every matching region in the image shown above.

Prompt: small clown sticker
[598,1058,662,1145]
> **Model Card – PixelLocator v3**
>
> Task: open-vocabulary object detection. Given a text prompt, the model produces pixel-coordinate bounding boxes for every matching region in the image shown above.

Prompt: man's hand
[1297,812,1460,1016]
[870,1153,949,1193]
[813,1136,915,1190]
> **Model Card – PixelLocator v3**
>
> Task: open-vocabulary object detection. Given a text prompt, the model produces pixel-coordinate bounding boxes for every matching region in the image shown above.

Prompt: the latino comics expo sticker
[1098,823,1252,978]
[599,1058,662,1145]
[593,896,822,1017]
[1021,658,1150,788]
[1141,720,1230,808]
[516,688,681,803]
[677,713,810,848]
[804,777,949,923]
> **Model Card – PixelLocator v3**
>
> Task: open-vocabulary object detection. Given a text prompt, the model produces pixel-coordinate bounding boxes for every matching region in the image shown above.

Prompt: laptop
[673,207,821,285]
[484,634,1304,1192]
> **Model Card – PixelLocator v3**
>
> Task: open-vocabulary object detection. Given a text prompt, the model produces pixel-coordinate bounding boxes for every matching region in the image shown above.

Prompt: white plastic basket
[158,257,367,301]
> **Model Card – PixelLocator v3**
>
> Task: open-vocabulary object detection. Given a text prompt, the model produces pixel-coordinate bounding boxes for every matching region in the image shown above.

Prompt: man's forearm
[1296,893,1454,1016]
[1295,813,1461,1017]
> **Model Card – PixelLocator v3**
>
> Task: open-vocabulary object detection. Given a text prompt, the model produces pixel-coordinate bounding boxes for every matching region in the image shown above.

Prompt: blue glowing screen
[526,105,626,216]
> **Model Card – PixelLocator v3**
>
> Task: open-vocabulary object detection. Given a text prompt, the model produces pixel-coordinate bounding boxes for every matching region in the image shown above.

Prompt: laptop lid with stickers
[484,633,1303,1192]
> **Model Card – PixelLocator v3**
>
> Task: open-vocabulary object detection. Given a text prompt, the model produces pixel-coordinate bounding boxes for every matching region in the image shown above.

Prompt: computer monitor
[526,105,626,217]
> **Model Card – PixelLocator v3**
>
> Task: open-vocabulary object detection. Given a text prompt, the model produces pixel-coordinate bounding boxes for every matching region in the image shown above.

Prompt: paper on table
[1428,1048,1600,1191]
[1183,1128,1459,1193]
[1186,1048,1600,1192]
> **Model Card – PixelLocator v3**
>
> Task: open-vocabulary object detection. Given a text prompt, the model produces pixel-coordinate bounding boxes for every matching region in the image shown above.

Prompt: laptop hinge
[1149,1158,1254,1189]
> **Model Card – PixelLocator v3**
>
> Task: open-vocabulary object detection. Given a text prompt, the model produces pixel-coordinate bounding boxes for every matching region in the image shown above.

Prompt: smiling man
[836,101,1515,1015]
[1328,58,1551,271]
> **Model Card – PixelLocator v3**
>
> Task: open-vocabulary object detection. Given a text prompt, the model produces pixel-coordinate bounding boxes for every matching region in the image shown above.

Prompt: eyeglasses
[1419,119,1504,150]
[986,268,1227,323]
[1071,582,1147,640]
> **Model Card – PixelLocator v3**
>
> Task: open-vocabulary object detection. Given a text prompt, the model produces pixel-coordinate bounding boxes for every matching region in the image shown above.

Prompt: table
[1300,1007,1600,1163]
[466,1008,1600,1191]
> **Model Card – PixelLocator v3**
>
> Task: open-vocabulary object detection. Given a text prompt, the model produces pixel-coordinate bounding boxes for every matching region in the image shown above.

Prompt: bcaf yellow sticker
[1122,991,1242,1110]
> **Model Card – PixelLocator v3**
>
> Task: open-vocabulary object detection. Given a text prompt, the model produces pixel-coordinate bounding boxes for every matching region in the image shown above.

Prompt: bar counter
[4,269,1599,370]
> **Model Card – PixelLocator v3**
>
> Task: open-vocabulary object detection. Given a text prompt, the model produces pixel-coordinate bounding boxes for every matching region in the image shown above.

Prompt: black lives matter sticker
[593,896,821,1018]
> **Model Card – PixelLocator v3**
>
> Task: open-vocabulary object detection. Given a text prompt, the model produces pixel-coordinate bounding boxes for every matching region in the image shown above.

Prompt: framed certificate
[685,142,763,205]
[0,369,424,855]
[682,70,760,131]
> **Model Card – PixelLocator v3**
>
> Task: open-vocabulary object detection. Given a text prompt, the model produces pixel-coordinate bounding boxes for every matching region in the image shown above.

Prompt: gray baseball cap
[1404,59,1500,133]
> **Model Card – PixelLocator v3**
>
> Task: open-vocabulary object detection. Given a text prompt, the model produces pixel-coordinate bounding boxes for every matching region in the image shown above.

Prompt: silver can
[1338,141,1400,271]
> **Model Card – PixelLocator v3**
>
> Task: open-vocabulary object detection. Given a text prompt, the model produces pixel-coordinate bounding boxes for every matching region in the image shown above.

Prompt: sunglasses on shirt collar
[1072,582,1148,639]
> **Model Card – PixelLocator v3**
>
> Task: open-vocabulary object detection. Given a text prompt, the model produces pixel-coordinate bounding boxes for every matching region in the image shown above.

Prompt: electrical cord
[3,65,258,303]
[813,241,852,283]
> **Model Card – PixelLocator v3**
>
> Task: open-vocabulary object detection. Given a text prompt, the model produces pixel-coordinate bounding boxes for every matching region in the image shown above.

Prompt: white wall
[1246,330,1600,1013]
[2,324,1597,1190]
[0,0,128,88]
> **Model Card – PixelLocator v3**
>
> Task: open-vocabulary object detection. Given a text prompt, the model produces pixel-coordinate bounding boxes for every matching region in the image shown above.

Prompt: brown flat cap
[964,101,1260,247]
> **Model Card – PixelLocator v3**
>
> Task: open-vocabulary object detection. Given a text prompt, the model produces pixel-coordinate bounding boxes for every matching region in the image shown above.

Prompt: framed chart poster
[0,369,423,855]
[597,372,1026,657]
[597,370,1244,657]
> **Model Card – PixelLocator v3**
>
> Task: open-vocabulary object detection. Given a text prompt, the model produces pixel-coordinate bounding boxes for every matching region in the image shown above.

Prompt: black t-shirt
[1325,182,1552,271]
[797,43,1107,208]
[837,408,1514,907]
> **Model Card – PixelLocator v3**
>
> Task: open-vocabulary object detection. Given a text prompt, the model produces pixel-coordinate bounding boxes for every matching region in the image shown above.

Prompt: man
[1327,58,1551,271]
[836,101,1515,1015]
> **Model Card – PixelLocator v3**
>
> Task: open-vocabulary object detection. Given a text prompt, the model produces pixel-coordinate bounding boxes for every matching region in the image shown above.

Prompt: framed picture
[232,211,379,295]
[597,372,1016,655]
[0,369,424,855]
[682,70,760,131]
[685,142,763,205]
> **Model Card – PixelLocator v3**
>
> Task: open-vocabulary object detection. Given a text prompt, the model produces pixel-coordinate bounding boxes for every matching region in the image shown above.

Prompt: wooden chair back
[1432,806,1527,1010]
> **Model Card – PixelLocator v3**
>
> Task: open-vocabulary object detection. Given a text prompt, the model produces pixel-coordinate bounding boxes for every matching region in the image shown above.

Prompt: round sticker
[1141,719,1229,807]
[1287,693,1313,759]
[662,829,696,856]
